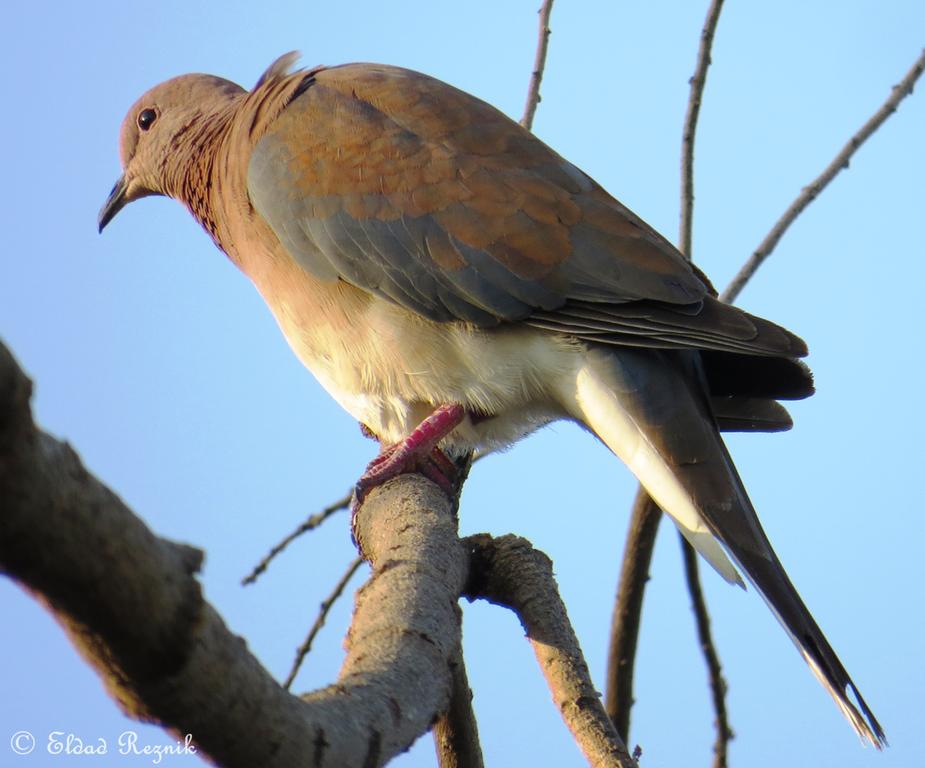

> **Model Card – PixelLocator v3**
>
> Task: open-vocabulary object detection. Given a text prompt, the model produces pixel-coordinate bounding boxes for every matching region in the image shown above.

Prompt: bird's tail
[561,345,885,747]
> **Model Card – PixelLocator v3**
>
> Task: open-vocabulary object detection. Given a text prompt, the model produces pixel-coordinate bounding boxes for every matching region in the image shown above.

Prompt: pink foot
[354,404,466,504]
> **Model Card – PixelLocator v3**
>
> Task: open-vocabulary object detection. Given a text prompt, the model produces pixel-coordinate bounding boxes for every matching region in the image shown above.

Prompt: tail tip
[846,682,887,749]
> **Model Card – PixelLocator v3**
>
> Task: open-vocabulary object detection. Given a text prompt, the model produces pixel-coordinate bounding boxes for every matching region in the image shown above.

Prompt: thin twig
[244,451,485,587]
[283,554,365,689]
[680,538,732,768]
[605,489,661,743]
[242,491,351,585]
[433,645,485,768]
[607,1,728,746]
[521,0,556,130]
[679,0,725,258]
[722,47,925,303]
[677,4,733,761]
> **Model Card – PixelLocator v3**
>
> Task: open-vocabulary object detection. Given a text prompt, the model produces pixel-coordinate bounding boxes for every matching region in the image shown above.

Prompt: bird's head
[98,74,245,232]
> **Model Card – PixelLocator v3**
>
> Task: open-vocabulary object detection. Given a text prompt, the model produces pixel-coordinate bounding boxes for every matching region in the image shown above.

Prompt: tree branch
[433,645,484,768]
[680,539,732,768]
[0,338,469,768]
[607,1,728,747]
[283,554,366,689]
[680,0,725,259]
[722,46,925,303]
[604,489,661,743]
[521,0,556,131]
[243,491,350,585]
[465,534,637,768]
[676,3,733,762]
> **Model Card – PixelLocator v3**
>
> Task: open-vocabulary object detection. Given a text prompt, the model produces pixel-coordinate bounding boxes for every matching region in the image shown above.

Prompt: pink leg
[415,449,460,493]
[355,404,466,501]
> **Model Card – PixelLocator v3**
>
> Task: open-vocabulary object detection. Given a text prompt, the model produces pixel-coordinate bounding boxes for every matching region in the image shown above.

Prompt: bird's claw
[349,403,466,535]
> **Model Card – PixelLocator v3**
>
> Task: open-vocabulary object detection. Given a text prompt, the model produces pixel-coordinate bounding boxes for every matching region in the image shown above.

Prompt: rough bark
[0,339,469,768]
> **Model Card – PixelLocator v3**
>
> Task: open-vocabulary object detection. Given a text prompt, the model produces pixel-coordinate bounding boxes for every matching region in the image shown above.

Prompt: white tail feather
[558,349,884,746]
[565,357,744,586]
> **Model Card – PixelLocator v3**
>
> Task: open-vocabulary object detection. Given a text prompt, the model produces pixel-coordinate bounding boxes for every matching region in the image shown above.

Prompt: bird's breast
[250,251,580,451]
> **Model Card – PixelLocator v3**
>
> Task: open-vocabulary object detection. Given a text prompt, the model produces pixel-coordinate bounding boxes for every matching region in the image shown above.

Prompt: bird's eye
[137,108,158,131]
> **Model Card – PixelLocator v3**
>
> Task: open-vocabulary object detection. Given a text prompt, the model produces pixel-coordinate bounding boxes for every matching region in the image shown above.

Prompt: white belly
[269,283,581,451]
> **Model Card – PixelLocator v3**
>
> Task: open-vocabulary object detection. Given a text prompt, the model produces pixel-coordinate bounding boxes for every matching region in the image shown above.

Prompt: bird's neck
[163,102,242,250]
[181,70,320,272]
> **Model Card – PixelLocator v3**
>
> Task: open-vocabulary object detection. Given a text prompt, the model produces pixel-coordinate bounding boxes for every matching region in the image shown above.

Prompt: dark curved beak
[98,175,129,233]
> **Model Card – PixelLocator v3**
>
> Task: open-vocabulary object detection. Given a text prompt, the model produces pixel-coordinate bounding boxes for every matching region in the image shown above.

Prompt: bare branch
[0,338,469,767]
[679,0,725,258]
[608,3,729,746]
[680,539,733,768]
[677,4,734,759]
[521,0,556,130]
[283,555,366,689]
[466,534,637,768]
[433,646,484,768]
[722,47,925,303]
[605,489,661,743]
[243,492,350,585]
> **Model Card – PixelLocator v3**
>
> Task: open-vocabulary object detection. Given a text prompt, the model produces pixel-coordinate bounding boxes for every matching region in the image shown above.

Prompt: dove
[99,52,883,745]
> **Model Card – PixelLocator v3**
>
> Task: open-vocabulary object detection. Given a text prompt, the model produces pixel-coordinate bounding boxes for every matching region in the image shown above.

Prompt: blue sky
[2,2,923,766]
